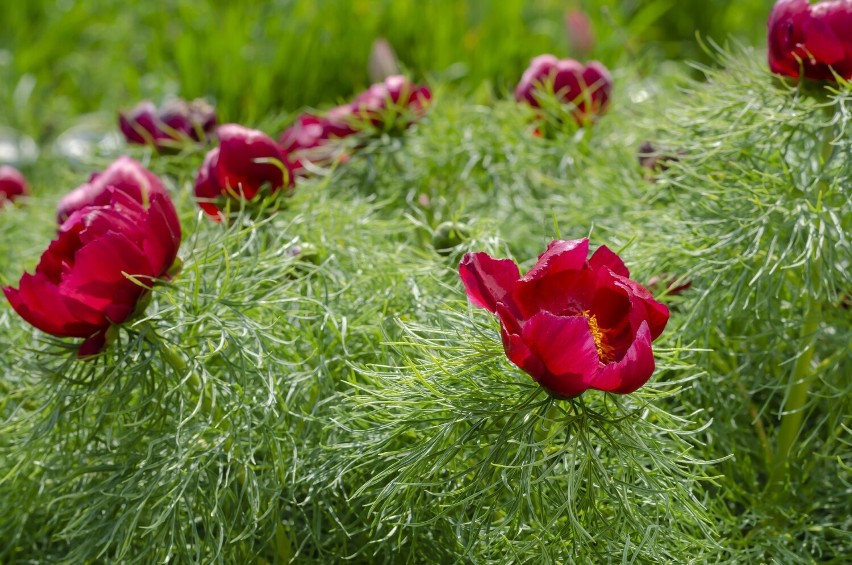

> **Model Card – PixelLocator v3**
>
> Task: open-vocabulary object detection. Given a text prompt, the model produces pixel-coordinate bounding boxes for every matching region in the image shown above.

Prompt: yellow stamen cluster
[584,311,614,363]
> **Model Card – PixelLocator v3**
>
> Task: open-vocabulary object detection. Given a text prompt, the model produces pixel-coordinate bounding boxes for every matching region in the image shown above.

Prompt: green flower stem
[159,341,187,374]
[152,332,227,430]
[766,105,833,493]
[767,290,821,492]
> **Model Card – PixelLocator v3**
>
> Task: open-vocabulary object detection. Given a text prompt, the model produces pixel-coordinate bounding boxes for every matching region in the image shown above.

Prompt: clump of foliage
[0,43,849,563]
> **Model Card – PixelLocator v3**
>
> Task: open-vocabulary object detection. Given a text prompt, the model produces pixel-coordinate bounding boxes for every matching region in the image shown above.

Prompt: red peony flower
[119,98,217,149]
[194,123,295,220]
[459,239,670,397]
[4,188,182,356]
[323,104,360,139]
[514,54,612,124]
[0,165,29,205]
[278,112,354,174]
[57,156,168,223]
[351,75,432,129]
[768,0,852,80]
[279,114,333,155]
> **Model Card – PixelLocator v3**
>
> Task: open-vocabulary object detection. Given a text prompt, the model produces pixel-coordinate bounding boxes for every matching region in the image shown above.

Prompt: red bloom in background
[323,104,360,139]
[515,54,612,123]
[57,156,168,223]
[647,273,692,296]
[459,239,669,397]
[119,98,217,149]
[0,165,29,205]
[4,188,181,356]
[351,75,432,129]
[564,10,595,57]
[279,114,333,155]
[194,123,294,220]
[768,0,852,80]
[279,112,354,174]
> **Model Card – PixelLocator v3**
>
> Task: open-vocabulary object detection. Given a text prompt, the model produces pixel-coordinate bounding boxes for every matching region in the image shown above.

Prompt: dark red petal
[501,327,545,381]
[515,54,560,106]
[119,101,159,145]
[195,148,221,198]
[611,274,670,340]
[78,328,109,357]
[590,321,655,394]
[59,232,152,322]
[551,59,584,104]
[581,61,612,112]
[521,312,600,378]
[589,244,629,277]
[57,156,167,223]
[0,166,29,201]
[194,148,225,219]
[506,323,594,398]
[801,15,844,64]
[513,269,595,319]
[36,223,85,283]
[495,302,522,336]
[521,238,589,283]
[4,274,105,337]
[459,252,520,313]
[140,193,182,276]
[215,123,292,199]
[589,283,632,331]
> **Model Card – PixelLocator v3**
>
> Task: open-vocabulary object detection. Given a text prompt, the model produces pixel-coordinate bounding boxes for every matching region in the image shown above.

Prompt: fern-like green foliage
[0,47,849,563]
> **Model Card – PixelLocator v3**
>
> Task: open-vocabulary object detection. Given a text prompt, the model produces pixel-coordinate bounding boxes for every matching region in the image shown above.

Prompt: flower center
[584,310,614,363]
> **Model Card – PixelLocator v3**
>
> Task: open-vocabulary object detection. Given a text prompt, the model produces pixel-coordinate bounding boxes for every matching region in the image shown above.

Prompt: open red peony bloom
[514,54,612,124]
[57,156,168,223]
[350,75,432,129]
[0,165,29,205]
[459,239,670,397]
[194,123,295,220]
[768,0,852,80]
[119,98,217,149]
[4,188,181,356]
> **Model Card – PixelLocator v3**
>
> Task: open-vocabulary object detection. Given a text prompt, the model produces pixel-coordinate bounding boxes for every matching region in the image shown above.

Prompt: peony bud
[0,165,29,206]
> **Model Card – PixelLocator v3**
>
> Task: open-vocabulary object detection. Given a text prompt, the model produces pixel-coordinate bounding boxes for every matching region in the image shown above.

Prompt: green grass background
[1,0,769,130]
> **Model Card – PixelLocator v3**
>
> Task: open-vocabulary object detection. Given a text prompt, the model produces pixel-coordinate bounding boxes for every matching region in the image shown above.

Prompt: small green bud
[432,221,470,256]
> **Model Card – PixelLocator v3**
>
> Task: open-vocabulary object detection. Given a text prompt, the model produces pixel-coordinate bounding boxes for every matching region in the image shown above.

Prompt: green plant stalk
[154,333,226,429]
[767,105,833,493]
[767,291,821,492]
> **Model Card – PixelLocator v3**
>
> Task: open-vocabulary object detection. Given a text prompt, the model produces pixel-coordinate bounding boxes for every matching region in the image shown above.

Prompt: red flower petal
[459,252,520,313]
[194,148,225,220]
[215,123,292,200]
[521,238,589,283]
[521,312,600,379]
[4,274,103,337]
[590,321,655,394]
[801,15,845,64]
[78,328,109,357]
[57,156,167,223]
[514,269,595,319]
[611,274,670,340]
[589,244,629,277]
[140,193,182,276]
[59,231,151,320]
[0,166,29,203]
